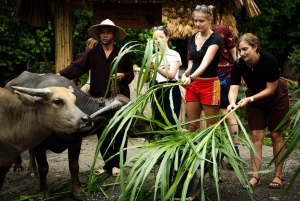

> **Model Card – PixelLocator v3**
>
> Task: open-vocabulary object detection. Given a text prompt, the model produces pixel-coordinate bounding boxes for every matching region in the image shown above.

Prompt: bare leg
[220,108,239,155]
[269,131,285,187]
[249,129,264,186]
[186,101,202,132]
[220,108,239,139]
[202,104,220,127]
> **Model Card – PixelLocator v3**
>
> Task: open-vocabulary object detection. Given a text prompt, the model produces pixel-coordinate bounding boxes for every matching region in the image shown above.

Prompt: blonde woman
[181,5,222,131]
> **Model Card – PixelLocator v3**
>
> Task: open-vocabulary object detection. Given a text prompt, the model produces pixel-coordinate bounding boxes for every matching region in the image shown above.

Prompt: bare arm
[157,61,180,80]
[181,60,193,83]
[227,85,240,111]
[230,80,278,109]
[191,44,219,78]
[229,47,238,61]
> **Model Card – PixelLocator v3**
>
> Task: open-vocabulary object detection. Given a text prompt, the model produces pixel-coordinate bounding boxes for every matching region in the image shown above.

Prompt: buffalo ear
[68,86,74,93]
[15,91,43,109]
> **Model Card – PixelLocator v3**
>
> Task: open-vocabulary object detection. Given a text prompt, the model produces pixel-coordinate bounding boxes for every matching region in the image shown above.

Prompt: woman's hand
[181,73,191,87]
[150,62,154,73]
[227,103,238,111]
[238,97,251,107]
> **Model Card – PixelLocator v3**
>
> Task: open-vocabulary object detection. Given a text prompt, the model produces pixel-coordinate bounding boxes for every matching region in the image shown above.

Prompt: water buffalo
[0,86,93,192]
[4,71,141,200]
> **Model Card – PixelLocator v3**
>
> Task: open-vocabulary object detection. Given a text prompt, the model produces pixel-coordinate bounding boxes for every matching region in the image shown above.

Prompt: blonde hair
[85,38,98,50]
[236,33,260,52]
[192,5,215,20]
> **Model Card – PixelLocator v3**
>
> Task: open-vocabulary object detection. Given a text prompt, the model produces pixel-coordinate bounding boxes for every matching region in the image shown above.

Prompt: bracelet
[249,96,254,102]
[189,75,194,83]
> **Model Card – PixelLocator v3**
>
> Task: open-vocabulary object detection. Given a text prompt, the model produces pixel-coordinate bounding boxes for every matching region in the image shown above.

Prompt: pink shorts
[185,77,220,105]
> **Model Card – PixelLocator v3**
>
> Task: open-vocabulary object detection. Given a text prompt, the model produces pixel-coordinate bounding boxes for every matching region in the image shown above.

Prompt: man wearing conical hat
[58,19,134,177]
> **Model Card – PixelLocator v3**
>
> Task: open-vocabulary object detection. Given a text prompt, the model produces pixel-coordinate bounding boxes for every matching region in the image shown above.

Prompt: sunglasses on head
[153,26,165,31]
[194,5,211,15]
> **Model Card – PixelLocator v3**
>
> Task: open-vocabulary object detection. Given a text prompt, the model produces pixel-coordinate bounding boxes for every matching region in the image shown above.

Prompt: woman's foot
[112,167,120,177]
[269,176,284,189]
[244,176,261,189]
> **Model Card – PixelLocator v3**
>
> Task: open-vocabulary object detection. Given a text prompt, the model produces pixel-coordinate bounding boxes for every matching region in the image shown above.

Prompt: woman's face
[99,26,114,44]
[154,30,169,49]
[238,41,258,62]
[193,12,212,33]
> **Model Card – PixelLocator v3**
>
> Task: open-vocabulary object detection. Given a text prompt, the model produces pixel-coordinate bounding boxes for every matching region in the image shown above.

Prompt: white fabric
[152,49,182,83]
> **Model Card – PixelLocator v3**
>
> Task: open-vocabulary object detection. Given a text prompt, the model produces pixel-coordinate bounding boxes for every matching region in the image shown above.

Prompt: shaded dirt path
[1,135,300,201]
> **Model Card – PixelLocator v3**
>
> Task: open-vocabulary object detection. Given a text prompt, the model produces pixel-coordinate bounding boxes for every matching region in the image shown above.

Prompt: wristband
[189,75,194,83]
[249,96,254,102]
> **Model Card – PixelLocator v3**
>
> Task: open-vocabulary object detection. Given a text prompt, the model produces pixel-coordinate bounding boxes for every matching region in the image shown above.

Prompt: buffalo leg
[13,154,23,172]
[28,149,38,175]
[34,146,50,199]
[68,139,88,201]
[0,166,11,191]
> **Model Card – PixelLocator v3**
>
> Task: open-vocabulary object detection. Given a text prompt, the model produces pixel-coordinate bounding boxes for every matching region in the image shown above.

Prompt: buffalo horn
[11,86,52,98]
[68,86,74,93]
[90,100,124,118]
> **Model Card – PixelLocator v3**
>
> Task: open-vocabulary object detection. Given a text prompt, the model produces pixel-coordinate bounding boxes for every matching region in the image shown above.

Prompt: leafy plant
[85,35,260,201]
[268,99,300,199]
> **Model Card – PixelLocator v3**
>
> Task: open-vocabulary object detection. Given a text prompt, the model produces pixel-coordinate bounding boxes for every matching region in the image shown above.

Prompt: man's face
[99,26,114,44]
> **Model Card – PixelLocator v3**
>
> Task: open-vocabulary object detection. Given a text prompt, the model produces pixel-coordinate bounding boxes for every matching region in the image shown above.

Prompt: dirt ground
[1,135,300,201]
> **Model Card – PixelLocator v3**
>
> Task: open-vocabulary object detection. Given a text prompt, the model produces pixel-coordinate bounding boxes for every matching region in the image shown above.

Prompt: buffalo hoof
[37,191,49,200]
[73,191,88,201]
[28,167,38,177]
[13,164,23,172]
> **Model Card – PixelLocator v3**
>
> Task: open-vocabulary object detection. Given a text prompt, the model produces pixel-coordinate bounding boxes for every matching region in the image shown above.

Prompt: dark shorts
[220,77,231,108]
[246,78,290,132]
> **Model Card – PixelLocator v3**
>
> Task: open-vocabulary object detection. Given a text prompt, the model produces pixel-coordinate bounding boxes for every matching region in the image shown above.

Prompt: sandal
[243,176,261,189]
[112,167,120,177]
[269,176,284,189]
[93,168,107,176]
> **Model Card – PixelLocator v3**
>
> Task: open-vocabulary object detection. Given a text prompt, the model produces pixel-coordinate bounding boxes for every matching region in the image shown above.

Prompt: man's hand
[112,73,124,82]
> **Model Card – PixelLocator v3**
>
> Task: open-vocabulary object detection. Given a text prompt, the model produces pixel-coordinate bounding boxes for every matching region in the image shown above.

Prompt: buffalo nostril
[81,116,90,123]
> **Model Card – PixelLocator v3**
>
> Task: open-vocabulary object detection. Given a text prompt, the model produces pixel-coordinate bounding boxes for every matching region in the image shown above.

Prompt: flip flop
[269,176,284,189]
[112,167,120,177]
[93,168,107,176]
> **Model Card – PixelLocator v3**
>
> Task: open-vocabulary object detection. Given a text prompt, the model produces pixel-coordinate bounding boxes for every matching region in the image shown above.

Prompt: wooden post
[54,0,72,73]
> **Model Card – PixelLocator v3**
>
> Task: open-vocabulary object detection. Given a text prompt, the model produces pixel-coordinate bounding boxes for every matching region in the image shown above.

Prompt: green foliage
[269,99,300,198]
[0,0,54,72]
[0,0,32,70]
[288,45,300,76]
[72,10,93,56]
[36,61,55,74]
[286,80,298,90]
[234,0,300,67]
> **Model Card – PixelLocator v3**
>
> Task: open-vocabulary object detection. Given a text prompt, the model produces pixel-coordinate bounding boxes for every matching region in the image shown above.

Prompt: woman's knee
[270,132,284,143]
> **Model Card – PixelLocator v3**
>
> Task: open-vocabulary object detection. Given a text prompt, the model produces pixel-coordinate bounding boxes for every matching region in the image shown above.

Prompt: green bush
[288,45,300,77]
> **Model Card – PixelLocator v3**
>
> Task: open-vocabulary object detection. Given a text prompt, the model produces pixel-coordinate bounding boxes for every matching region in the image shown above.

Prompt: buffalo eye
[53,99,64,105]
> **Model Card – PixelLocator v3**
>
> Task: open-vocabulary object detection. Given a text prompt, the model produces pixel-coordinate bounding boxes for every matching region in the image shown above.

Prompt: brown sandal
[244,176,261,189]
[269,176,284,189]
